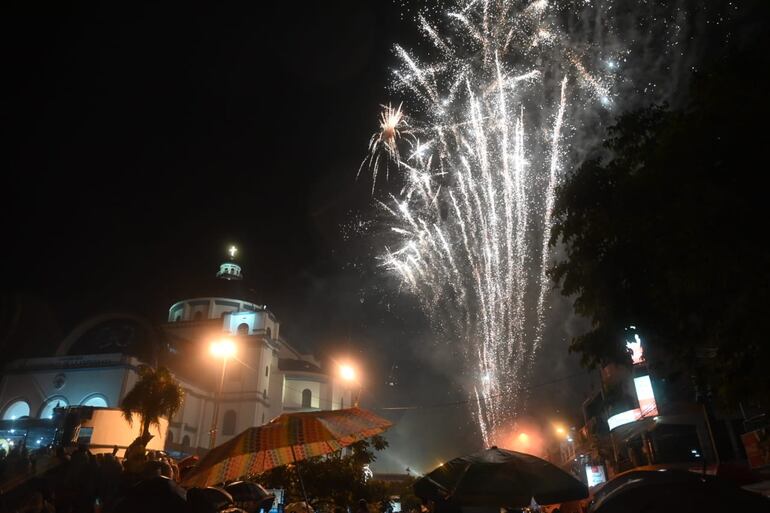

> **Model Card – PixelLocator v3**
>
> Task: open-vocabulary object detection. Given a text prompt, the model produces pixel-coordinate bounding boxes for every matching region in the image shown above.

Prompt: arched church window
[237,323,249,335]
[265,365,269,377]
[182,435,190,447]
[340,396,344,410]
[39,397,69,419]
[2,400,30,420]
[265,327,272,339]
[81,395,108,408]
[223,410,237,436]
[301,389,312,408]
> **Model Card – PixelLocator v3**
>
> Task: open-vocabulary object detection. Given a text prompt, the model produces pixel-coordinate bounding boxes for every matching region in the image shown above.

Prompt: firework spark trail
[534,76,568,357]
[365,0,614,445]
[360,0,697,444]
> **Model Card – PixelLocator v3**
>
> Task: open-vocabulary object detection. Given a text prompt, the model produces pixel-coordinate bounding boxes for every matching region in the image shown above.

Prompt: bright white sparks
[362,0,618,445]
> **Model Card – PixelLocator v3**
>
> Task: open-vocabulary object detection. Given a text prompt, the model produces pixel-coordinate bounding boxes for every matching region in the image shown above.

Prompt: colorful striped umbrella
[182,407,392,488]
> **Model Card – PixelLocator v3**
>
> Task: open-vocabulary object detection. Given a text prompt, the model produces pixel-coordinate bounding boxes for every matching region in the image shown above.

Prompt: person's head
[160,460,173,478]
[142,459,164,478]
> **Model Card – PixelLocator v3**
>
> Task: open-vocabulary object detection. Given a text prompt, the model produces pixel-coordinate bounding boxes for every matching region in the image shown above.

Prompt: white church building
[0,249,352,454]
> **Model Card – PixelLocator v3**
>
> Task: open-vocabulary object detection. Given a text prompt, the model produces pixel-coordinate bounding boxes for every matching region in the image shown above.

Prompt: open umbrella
[182,407,392,488]
[588,469,769,513]
[224,481,276,513]
[415,446,588,508]
[112,476,188,513]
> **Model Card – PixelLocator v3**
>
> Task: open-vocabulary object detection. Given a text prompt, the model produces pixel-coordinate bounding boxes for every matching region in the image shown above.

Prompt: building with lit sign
[0,249,352,454]
[575,326,750,477]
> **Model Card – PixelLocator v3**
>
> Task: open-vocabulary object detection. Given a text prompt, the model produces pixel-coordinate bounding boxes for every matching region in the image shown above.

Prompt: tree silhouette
[121,365,184,438]
[549,9,770,406]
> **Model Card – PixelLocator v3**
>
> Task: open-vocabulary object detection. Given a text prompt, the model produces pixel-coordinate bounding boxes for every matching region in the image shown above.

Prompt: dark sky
[3,1,613,473]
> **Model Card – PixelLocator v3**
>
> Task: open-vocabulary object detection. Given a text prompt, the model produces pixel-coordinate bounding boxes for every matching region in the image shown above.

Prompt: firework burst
[361,0,689,445]
[358,103,410,193]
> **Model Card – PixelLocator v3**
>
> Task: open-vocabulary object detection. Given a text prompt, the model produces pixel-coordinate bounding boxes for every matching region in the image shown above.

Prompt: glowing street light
[339,364,357,382]
[209,338,236,447]
[210,339,237,359]
[338,362,361,408]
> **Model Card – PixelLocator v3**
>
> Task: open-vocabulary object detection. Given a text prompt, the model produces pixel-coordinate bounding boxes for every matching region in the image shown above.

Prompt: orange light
[339,364,357,382]
[518,433,529,443]
[210,339,236,359]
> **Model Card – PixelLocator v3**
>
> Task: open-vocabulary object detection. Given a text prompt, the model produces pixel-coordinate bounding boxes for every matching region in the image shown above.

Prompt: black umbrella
[111,476,188,513]
[224,481,276,513]
[414,446,588,508]
[187,486,235,513]
[589,469,769,513]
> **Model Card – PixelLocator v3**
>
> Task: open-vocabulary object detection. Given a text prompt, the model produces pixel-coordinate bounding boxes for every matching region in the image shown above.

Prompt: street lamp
[209,338,236,447]
[338,363,361,407]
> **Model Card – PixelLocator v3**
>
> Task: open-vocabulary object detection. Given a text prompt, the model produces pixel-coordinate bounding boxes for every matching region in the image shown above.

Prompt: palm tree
[121,365,184,439]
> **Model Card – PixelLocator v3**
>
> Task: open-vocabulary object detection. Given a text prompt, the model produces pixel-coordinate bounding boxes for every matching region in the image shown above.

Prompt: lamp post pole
[209,355,228,448]
[338,363,360,408]
[208,338,236,448]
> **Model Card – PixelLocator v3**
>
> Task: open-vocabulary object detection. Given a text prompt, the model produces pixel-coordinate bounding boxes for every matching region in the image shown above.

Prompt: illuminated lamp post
[209,338,236,448]
[338,363,361,407]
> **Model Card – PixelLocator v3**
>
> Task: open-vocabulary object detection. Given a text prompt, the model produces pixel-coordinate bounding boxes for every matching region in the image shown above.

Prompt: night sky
[8,0,739,473]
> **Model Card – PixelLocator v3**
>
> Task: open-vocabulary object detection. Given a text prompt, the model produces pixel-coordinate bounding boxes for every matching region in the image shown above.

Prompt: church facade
[0,249,352,454]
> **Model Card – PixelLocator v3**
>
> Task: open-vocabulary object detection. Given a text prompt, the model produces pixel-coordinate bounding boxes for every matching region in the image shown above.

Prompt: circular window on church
[53,373,66,390]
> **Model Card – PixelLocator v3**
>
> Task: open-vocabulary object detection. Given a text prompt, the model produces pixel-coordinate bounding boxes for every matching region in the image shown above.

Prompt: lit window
[39,397,69,419]
[2,400,30,420]
[81,396,108,408]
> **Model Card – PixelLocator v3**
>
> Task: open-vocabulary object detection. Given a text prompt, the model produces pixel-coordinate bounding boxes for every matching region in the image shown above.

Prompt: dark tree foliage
[120,365,184,438]
[257,435,389,508]
[549,6,770,406]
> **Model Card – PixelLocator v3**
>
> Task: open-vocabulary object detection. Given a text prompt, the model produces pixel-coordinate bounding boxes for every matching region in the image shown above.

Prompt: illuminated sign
[585,465,607,487]
[626,329,645,364]
[607,375,658,431]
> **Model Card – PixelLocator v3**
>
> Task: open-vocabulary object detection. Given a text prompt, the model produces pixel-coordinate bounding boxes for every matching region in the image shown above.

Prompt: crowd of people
[0,438,243,513]
[0,439,393,513]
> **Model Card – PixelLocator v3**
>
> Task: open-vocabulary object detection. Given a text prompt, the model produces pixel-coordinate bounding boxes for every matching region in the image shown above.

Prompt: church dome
[167,245,264,322]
